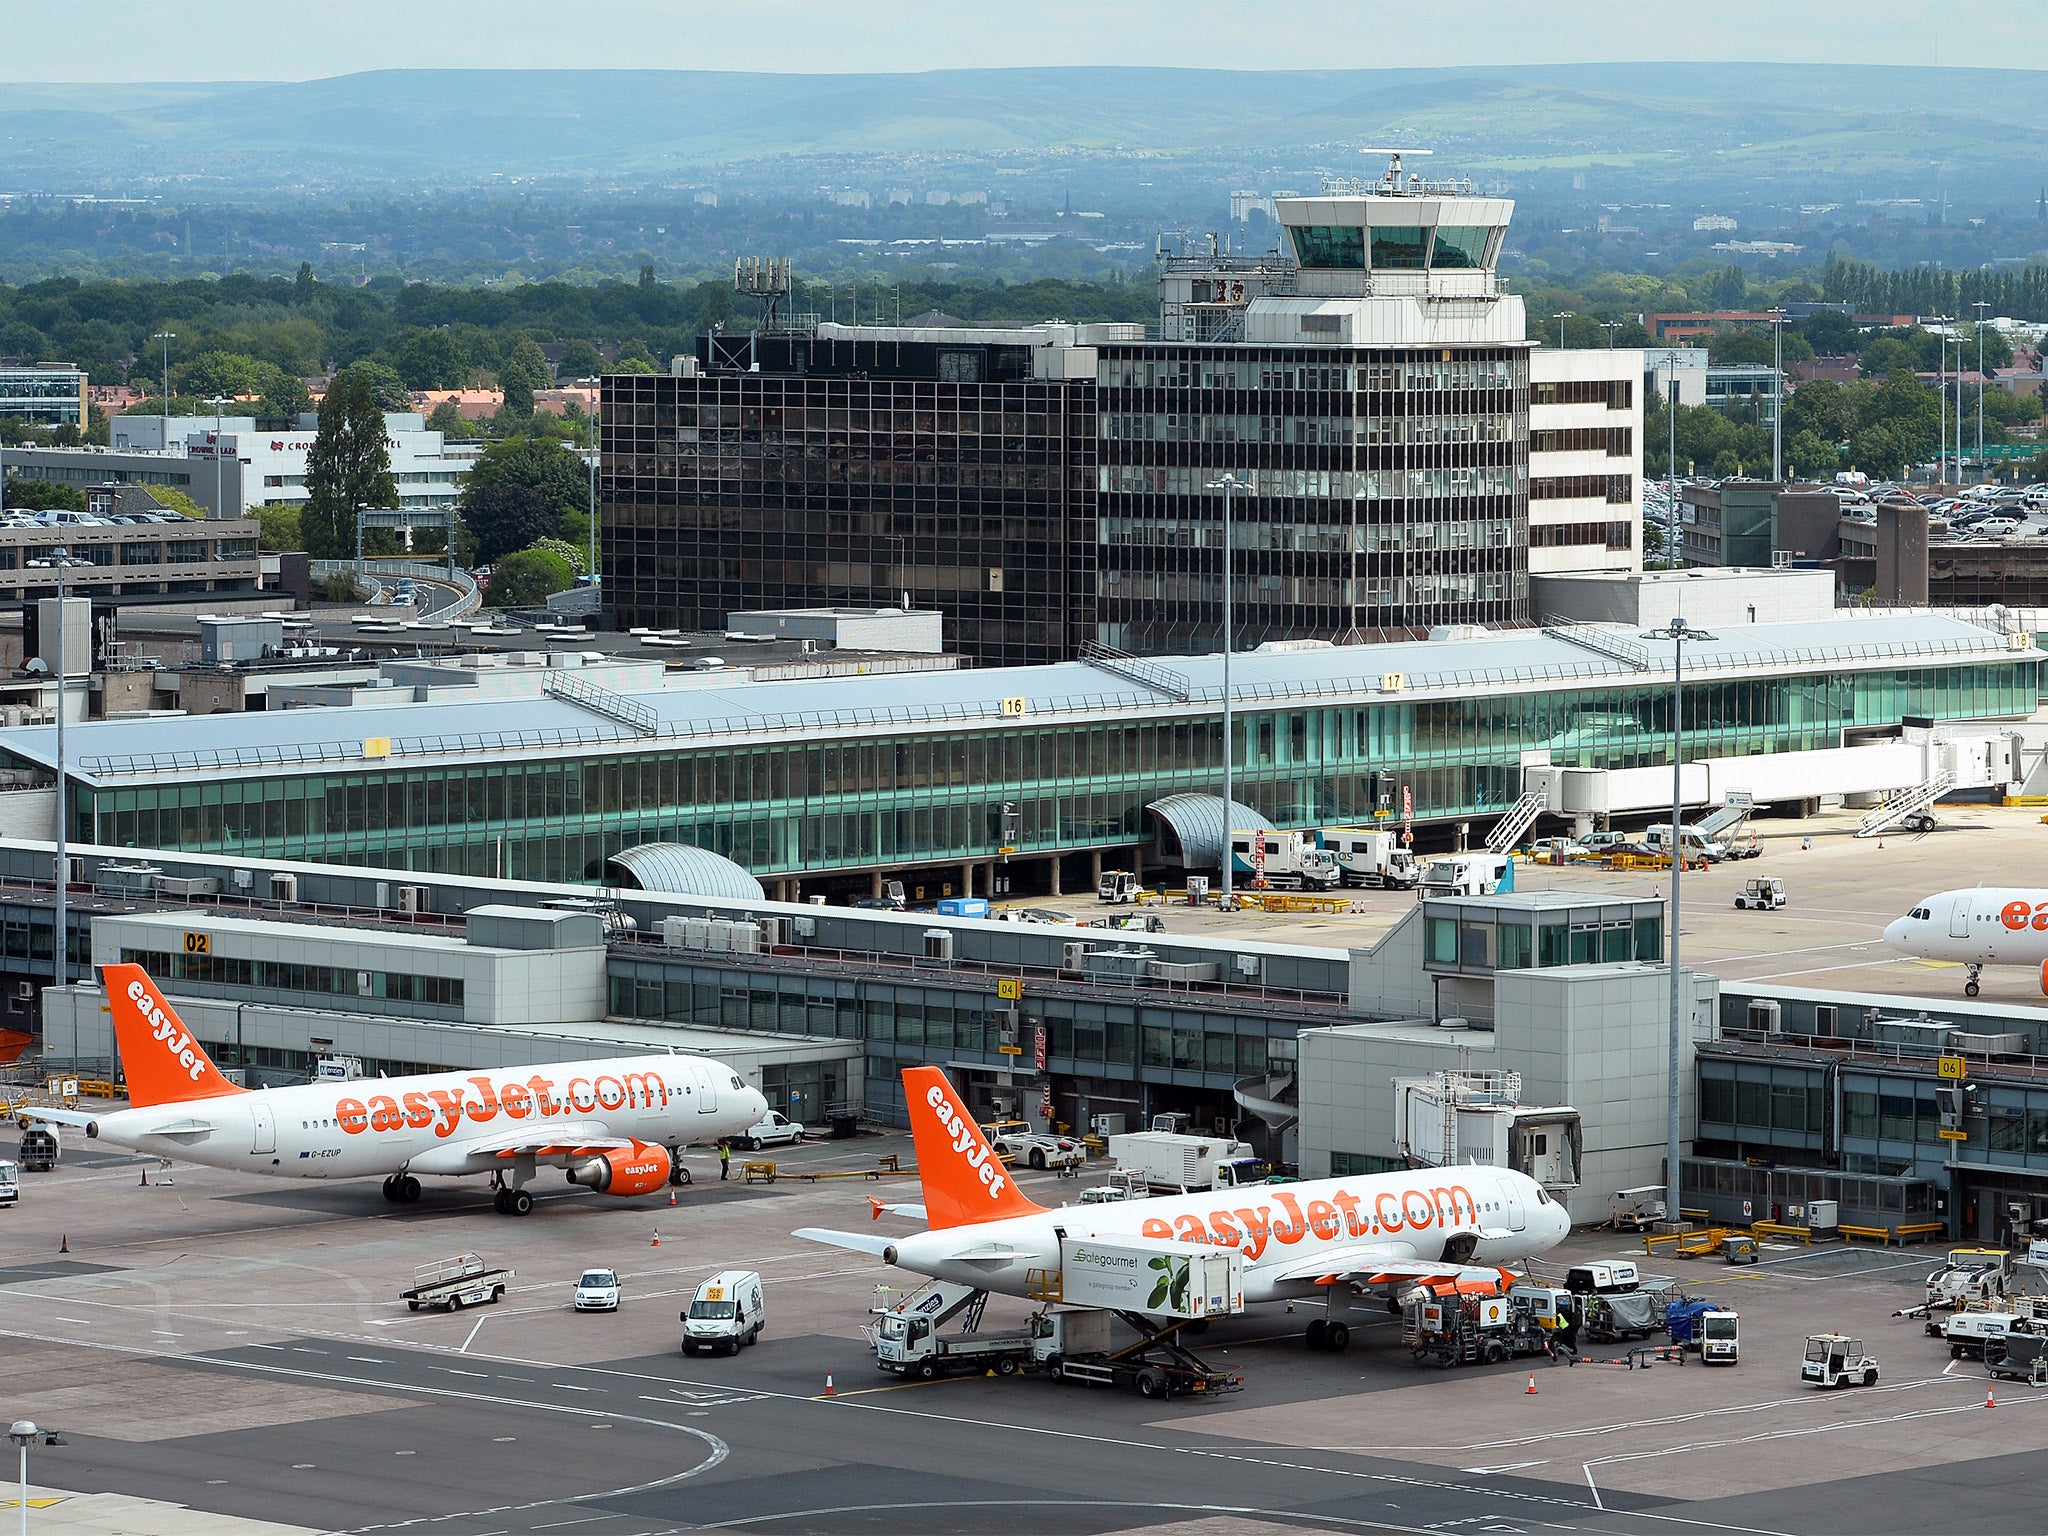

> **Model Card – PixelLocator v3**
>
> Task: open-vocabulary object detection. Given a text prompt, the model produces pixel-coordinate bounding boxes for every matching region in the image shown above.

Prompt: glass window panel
[1289,225,1366,269]
[1371,226,1428,269]
[1430,226,1492,269]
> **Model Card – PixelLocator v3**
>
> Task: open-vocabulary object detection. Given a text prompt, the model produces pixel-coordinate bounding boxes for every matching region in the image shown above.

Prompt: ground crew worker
[718,1139,731,1181]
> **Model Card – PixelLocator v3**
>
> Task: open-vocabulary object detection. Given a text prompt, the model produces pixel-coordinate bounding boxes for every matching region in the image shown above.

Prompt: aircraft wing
[406,1120,626,1175]
[1267,1242,1513,1288]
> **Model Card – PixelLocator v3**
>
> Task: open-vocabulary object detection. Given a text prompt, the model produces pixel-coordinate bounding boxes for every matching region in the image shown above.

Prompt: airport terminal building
[0,614,2032,896]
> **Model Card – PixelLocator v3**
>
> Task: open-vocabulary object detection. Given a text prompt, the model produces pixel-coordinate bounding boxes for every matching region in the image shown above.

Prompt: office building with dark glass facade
[603,327,1103,668]
[605,164,1641,661]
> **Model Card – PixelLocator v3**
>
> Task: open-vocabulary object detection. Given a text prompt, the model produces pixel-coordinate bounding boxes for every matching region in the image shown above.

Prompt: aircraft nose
[749,1087,768,1120]
[1882,918,1905,949]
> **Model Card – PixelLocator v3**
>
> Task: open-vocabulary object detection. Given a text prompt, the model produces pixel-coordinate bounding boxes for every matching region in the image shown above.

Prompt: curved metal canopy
[1144,794,1275,871]
[605,842,766,902]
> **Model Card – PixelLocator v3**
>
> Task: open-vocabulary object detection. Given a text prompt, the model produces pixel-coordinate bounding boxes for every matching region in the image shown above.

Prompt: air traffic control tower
[1158,150,1526,346]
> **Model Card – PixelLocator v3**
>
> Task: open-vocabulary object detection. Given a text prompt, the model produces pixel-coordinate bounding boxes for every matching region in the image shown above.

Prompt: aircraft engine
[566,1140,672,1196]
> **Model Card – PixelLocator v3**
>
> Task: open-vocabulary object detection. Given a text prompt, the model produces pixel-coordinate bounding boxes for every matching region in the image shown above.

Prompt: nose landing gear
[1965,964,1982,998]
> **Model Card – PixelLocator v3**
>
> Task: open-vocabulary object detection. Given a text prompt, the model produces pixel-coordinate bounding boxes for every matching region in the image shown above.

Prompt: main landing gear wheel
[382,1175,401,1203]
[1305,1319,1328,1349]
[493,1189,509,1214]
[1324,1322,1350,1353]
[508,1188,533,1216]
[396,1174,421,1204]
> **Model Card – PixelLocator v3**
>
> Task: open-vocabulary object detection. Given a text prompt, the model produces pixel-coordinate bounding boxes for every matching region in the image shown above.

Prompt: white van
[1643,824,1726,863]
[682,1269,766,1356]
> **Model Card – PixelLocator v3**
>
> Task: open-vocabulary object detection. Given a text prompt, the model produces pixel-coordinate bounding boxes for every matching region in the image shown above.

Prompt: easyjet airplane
[1884,889,2048,997]
[24,963,768,1214]
[798,1066,1572,1351]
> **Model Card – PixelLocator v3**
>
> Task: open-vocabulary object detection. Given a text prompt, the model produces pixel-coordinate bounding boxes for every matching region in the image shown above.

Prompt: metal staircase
[1856,768,1955,839]
[1485,786,1549,852]
[543,672,660,736]
[1079,641,1192,702]
[876,1279,989,1332]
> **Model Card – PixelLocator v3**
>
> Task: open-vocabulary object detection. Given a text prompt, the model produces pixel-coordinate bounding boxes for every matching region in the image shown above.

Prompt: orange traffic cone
[825,1373,835,1397]
[140,1166,148,1186]
[1526,1374,1538,1395]
[1987,1388,1996,1408]
[669,1188,677,1207]
[651,1229,661,1248]
[59,1234,68,1253]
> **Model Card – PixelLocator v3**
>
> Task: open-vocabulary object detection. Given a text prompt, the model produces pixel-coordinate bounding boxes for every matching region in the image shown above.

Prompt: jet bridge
[1522,727,2021,837]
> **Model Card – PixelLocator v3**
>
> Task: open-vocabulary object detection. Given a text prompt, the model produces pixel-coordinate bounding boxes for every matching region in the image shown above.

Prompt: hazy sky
[8,0,2043,80]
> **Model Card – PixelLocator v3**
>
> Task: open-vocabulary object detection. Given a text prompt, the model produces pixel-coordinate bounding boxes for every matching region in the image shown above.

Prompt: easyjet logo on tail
[101,963,245,1108]
[901,1066,1046,1229]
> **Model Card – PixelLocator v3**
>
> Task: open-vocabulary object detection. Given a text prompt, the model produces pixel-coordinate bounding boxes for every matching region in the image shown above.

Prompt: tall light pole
[1205,473,1241,906]
[1552,311,1574,349]
[28,550,89,1035]
[9,1420,62,1536]
[1599,320,1623,348]
[1768,308,1787,483]
[1642,616,1716,1231]
[1663,359,1681,567]
[1932,316,1952,486]
[208,393,231,517]
[586,404,598,602]
[1974,300,1991,476]
[152,330,176,446]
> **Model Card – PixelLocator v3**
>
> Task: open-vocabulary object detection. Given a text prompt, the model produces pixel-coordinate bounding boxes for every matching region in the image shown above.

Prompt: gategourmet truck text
[1059,1237,1245,1319]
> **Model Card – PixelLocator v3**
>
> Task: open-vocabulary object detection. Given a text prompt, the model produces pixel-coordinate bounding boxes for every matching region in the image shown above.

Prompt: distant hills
[2,63,2045,209]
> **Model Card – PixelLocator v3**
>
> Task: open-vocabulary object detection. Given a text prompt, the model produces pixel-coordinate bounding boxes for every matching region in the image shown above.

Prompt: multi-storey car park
[0,613,2035,900]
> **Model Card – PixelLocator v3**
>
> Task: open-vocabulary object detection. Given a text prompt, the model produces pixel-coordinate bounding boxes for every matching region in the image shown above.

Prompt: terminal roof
[7,613,2024,785]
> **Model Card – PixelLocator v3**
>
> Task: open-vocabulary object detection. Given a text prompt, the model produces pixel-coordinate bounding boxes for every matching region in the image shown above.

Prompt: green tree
[1798,309,1862,355]
[463,435,588,520]
[303,366,399,558]
[295,260,317,299]
[391,327,468,390]
[501,370,535,420]
[349,360,412,412]
[462,482,557,564]
[1859,335,1919,379]
[85,402,110,446]
[529,535,586,577]
[505,337,551,388]
[182,350,266,398]
[2,478,86,513]
[639,263,657,290]
[1849,422,1909,478]
[488,546,575,606]
[553,338,605,378]
[425,400,470,437]
[1785,430,1840,480]
[251,502,304,552]
[259,370,314,423]
[144,485,209,519]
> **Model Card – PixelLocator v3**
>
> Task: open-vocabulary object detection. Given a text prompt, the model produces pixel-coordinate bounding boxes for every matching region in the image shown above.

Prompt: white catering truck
[1106,1131,1266,1194]
[1420,852,1511,897]
[1227,830,1340,891]
[1320,828,1419,889]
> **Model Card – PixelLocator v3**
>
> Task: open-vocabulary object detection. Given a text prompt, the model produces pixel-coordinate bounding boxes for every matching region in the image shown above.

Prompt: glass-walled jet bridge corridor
[3,616,2034,888]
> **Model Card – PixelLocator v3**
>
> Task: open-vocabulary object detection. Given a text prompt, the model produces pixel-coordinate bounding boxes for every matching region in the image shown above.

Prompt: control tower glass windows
[1430,226,1493,270]
[1289,226,1366,269]
[1370,226,1428,269]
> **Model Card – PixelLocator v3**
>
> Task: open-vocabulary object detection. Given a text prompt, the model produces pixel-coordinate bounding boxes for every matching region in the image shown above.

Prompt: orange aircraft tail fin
[902,1066,1046,1229]
[101,963,246,1108]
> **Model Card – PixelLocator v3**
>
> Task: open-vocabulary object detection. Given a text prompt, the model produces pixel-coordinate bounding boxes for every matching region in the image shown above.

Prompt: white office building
[113,413,482,515]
